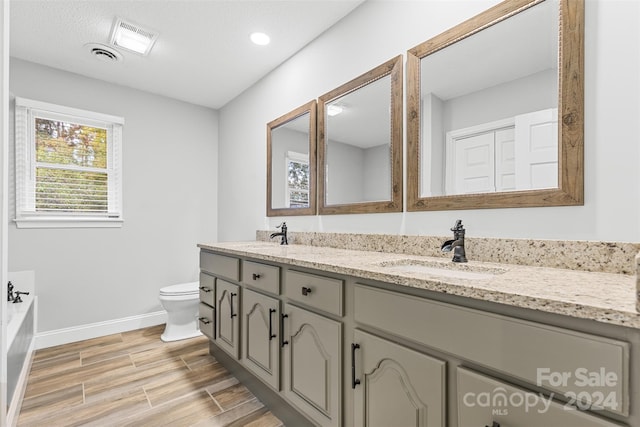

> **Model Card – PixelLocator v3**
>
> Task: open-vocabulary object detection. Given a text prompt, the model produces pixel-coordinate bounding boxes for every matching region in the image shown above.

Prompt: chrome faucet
[269,222,288,245]
[441,220,467,263]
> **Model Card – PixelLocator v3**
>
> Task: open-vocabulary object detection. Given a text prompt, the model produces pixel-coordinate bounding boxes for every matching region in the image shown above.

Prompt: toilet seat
[159,281,199,297]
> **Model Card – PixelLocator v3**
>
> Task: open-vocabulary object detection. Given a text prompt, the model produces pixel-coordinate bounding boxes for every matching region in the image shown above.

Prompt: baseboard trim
[35,311,167,349]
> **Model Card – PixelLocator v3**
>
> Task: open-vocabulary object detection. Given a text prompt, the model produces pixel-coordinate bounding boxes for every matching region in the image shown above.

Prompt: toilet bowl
[159,281,202,342]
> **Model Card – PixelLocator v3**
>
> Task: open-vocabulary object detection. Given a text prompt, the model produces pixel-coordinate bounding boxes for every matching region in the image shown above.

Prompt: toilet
[159,281,202,342]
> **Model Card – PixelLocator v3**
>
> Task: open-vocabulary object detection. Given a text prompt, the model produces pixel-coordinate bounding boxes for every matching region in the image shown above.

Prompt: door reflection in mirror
[418,0,559,197]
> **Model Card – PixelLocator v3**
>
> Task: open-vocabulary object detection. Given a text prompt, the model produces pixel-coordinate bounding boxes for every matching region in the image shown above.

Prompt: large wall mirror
[407,0,583,210]
[318,55,403,215]
[267,100,317,216]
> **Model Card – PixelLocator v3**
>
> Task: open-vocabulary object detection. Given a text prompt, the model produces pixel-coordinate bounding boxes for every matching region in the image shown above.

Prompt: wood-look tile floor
[17,325,284,427]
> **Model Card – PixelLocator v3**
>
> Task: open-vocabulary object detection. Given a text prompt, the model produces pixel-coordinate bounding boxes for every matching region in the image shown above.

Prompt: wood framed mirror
[267,100,317,216]
[318,55,403,215]
[406,0,583,211]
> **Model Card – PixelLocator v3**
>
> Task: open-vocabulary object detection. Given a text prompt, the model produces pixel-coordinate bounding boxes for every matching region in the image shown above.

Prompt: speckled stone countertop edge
[198,241,640,330]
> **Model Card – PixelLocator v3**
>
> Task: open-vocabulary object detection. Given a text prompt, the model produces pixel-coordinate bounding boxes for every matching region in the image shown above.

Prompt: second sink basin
[376,259,507,281]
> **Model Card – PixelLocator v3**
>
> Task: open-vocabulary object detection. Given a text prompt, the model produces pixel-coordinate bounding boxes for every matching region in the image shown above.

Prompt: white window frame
[14,97,124,228]
[284,150,309,208]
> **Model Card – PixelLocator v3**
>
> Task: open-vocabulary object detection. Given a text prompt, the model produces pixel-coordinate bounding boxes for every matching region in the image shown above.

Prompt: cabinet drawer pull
[199,286,211,293]
[268,308,277,341]
[198,317,210,325]
[351,343,361,389]
[301,286,312,296]
[281,314,289,347]
[252,273,261,280]
[230,292,238,318]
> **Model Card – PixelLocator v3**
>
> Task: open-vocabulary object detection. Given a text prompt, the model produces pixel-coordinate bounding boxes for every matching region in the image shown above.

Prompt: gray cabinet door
[215,279,240,359]
[242,288,280,390]
[457,367,623,427]
[283,303,342,427]
[353,329,446,427]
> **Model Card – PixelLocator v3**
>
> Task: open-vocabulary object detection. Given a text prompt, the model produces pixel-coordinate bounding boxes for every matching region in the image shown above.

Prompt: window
[285,151,309,208]
[14,98,124,228]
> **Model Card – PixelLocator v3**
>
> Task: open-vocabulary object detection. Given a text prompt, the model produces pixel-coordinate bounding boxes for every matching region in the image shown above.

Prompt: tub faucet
[441,219,468,263]
[270,222,288,245]
[13,291,29,303]
[7,281,14,302]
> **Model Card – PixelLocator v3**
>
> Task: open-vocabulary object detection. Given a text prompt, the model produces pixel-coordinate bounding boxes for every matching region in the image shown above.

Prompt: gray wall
[271,127,309,209]
[363,144,390,202]
[443,69,557,133]
[325,140,364,205]
[8,58,218,332]
[218,0,640,242]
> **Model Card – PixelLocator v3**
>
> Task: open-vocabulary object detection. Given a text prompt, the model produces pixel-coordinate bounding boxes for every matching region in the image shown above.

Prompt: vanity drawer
[200,251,239,281]
[285,270,343,316]
[199,272,215,306]
[457,367,622,427]
[354,284,629,416]
[242,261,280,295]
[198,303,215,340]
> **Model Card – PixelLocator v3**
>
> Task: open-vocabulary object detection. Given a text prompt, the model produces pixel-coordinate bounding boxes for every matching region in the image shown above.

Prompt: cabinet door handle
[280,314,289,347]
[198,317,210,325]
[351,343,361,389]
[230,292,237,318]
[199,286,211,293]
[301,286,312,296]
[252,273,261,280]
[268,308,277,341]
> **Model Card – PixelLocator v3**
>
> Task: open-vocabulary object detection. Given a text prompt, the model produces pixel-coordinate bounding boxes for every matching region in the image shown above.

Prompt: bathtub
[6,271,36,427]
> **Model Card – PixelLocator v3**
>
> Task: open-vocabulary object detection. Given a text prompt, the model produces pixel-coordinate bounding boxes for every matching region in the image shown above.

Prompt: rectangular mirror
[407,0,583,210]
[318,55,403,215]
[267,100,317,216]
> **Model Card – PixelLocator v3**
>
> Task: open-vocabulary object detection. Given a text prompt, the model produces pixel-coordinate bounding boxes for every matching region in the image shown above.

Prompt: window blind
[15,97,124,227]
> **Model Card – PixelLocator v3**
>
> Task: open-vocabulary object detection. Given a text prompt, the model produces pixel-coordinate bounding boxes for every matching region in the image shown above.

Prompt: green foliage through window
[287,160,309,207]
[34,118,109,213]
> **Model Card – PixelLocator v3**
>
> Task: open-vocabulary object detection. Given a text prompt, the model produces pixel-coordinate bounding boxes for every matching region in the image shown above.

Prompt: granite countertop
[198,241,640,329]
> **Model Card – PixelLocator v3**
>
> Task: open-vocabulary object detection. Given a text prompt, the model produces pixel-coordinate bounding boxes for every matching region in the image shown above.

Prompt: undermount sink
[376,259,507,281]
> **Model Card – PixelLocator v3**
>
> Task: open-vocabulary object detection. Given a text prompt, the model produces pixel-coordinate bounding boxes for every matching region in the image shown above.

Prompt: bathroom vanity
[197,240,639,427]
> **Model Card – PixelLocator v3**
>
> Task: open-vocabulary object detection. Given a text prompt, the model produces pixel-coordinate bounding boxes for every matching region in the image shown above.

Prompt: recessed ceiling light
[110,18,159,56]
[250,32,270,46]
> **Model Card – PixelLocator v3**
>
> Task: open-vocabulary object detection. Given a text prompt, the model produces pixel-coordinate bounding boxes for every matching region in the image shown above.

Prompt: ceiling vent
[84,43,123,62]
[109,18,159,56]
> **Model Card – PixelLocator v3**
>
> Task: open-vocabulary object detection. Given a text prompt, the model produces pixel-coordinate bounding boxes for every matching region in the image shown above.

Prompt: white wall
[8,58,218,332]
[218,0,640,243]
[1,0,9,423]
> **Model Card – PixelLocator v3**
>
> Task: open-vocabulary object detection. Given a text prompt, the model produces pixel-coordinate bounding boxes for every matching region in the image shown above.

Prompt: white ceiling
[9,0,364,109]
